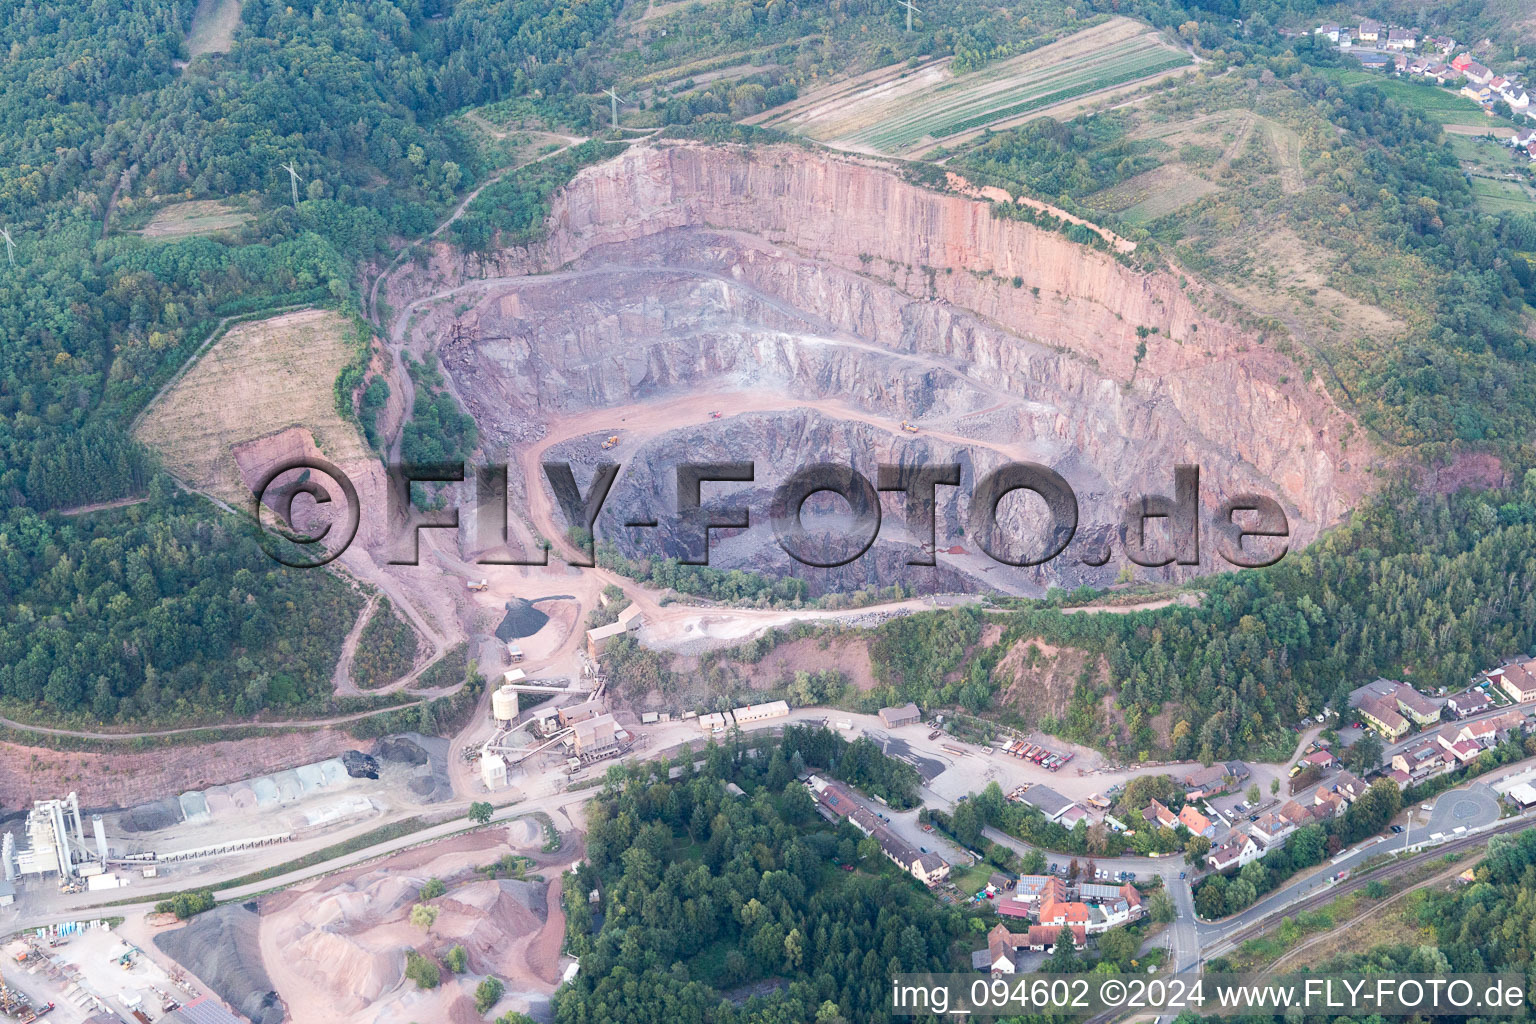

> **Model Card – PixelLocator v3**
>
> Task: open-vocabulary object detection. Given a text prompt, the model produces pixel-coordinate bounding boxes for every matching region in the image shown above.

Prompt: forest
[0,0,629,723]
[556,731,968,1024]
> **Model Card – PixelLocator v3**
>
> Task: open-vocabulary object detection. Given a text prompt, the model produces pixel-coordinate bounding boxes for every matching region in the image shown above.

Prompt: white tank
[492,685,519,721]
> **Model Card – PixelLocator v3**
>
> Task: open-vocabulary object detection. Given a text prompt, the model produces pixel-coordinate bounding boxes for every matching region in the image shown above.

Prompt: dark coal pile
[495,597,553,640]
[373,732,453,802]
[340,750,379,779]
[117,798,183,833]
[373,735,428,765]
[155,903,284,1024]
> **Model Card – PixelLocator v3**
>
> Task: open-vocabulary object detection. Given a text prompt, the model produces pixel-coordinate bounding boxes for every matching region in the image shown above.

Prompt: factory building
[481,752,509,790]
[617,605,644,631]
[559,699,605,728]
[731,700,790,726]
[12,793,93,880]
[573,714,624,763]
[586,622,626,660]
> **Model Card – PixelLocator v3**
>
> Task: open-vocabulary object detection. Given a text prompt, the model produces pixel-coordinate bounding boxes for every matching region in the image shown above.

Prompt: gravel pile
[496,598,550,640]
[155,903,284,1024]
[117,797,183,833]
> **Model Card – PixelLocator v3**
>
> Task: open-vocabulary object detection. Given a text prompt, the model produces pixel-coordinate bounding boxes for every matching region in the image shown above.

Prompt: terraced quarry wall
[391,142,1367,592]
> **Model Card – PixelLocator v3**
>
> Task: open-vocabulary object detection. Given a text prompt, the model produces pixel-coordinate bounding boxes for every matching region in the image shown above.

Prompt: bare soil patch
[135,308,368,503]
[992,638,1106,725]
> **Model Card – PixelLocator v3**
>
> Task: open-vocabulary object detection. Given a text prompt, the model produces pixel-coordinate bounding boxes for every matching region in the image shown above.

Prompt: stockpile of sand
[506,818,542,849]
[431,880,546,976]
[258,844,568,1024]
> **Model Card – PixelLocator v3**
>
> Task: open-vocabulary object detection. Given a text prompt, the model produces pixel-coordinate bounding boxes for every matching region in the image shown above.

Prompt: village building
[1143,798,1179,831]
[1495,661,1536,703]
[1178,804,1215,838]
[1208,832,1261,872]
[1447,688,1495,717]
[878,703,922,728]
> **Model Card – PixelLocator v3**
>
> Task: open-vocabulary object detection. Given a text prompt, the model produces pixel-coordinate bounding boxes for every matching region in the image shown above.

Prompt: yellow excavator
[601,435,620,450]
[899,420,919,434]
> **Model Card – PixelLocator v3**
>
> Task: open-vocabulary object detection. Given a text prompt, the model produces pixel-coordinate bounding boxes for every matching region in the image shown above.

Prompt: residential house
[1407,57,1431,74]
[1388,681,1443,727]
[1143,798,1179,830]
[1183,764,1232,800]
[1012,875,1067,905]
[1446,688,1495,717]
[1357,19,1381,42]
[1208,832,1261,872]
[1489,709,1528,738]
[1463,83,1493,105]
[1315,23,1340,42]
[1443,738,1483,765]
[981,923,1082,972]
[1428,63,1454,82]
[1392,740,1453,782]
[1497,661,1536,703]
[1428,36,1456,55]
[1386,30,1417,50]
[1358,695,1409,739]
[1338,29,1354,48]
[1330,770,1369,803]
[1300,749,1337,771]
[1438,719,1495,751]
[1039,899,1092,931]
[1312,790,1347,819]
[1452,53,1474,72]
[1250,811,1294,847]
[1507,90,1531,114]
[1464,62,1494,86]
[1178,804,1215,838]
[876,829,950,885]
[1279,799,1315,828]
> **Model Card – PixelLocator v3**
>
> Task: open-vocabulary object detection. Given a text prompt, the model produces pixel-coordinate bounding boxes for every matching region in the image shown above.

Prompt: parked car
[1179,872,1186,879]
[1390,825,1405,834]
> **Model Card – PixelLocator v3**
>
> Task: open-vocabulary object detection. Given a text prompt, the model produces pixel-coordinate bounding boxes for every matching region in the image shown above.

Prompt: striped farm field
[759,18,1192,156]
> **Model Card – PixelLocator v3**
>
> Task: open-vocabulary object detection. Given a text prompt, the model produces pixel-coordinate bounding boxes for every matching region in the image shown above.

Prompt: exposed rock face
[391,142,1365,594]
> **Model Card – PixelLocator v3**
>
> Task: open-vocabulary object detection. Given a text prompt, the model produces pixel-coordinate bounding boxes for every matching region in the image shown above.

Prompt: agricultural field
[757,18,1192,157]
[137,199,252,239]
[134,308,370,503]
[1321,68,1495,129]
[1470,175,1536,214]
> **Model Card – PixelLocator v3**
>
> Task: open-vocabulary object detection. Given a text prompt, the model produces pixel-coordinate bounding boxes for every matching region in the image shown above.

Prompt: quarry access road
[0,702,431,742]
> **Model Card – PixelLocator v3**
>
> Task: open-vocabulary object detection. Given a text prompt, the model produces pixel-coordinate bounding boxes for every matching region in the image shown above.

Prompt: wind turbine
[280,161,302,206]
[0,227,13,268]
[897,0,920,32]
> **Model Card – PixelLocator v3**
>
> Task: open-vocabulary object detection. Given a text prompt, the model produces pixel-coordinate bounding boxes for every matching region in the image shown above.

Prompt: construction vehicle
[601,435,620,450]
[709,410,722,419]
[899,420,919,433]
[466,579,489,592]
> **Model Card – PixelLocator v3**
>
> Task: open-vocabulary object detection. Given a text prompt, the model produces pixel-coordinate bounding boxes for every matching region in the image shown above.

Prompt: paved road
[1194,782,1509,955]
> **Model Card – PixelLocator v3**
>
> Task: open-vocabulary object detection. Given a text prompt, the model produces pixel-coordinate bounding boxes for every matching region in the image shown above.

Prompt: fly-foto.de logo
[251,459,1289,571]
